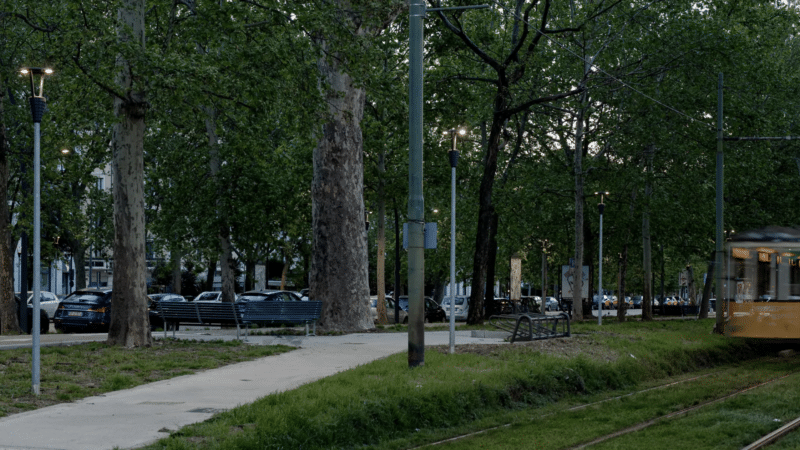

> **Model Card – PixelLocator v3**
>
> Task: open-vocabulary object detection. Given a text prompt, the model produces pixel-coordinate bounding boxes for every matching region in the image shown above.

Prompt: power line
[486,0,716,129]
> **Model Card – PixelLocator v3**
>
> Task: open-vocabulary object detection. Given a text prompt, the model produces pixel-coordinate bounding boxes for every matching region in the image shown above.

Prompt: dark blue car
[54,289,113,333]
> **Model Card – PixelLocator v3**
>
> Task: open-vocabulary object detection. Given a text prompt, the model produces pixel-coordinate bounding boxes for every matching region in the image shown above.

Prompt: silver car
[442,295,469,321]
[17,291,60,321]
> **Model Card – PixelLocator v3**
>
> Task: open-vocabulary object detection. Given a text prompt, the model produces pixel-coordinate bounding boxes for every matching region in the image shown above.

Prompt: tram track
[414,356,797,449]
[563,371,798,450]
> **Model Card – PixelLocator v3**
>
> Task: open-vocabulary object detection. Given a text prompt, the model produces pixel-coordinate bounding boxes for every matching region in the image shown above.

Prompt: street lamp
[20,66,53,395]
[445,127,465,354]
[595,191,609,326]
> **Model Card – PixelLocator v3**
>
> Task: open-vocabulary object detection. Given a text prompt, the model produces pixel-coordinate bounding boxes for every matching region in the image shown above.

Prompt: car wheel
[403,316,408,324]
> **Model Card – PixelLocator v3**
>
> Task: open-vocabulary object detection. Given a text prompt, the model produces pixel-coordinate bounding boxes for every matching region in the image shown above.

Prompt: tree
[307,1,403,331]
[106,0,151,347]
[430,0,584,324]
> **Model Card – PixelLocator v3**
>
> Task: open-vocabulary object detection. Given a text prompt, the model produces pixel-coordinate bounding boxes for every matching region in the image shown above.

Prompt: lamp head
[20,66,54,98]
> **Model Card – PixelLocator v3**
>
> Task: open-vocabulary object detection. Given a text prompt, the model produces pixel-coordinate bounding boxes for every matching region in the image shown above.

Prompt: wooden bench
[153,301,243,339]
[238,301,322,336]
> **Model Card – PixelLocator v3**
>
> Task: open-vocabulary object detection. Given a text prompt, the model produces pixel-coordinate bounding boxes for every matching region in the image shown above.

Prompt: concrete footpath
[0,330,508,450]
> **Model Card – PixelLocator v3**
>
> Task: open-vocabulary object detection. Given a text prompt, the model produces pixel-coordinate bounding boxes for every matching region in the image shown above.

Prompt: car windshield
[238,293,269,302]
[442,297,467,306]
[196,292,219,301]
[63,292,106,303]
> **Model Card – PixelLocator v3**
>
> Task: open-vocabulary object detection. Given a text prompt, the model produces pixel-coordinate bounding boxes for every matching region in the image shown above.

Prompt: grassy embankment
[146,318,799,449]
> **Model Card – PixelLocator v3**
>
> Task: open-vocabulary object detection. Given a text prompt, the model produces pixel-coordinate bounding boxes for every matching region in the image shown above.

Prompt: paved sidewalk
[0,330,507,450]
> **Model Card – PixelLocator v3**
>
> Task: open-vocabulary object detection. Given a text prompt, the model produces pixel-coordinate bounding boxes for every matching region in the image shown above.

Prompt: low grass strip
[0,338,293,418]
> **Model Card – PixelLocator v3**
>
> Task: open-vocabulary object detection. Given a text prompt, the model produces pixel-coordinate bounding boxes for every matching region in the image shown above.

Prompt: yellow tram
[723,226,800,339]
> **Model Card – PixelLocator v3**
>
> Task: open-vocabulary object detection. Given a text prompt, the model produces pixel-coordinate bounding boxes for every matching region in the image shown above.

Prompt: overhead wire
[485,0,716,129]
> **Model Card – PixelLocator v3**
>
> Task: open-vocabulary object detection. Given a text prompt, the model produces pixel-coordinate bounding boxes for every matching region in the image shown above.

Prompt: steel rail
[564,371,798,450]
[741,415,800,450]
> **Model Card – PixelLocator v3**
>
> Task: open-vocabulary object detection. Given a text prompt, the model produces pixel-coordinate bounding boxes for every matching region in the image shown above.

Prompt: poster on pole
[561,265,589,300]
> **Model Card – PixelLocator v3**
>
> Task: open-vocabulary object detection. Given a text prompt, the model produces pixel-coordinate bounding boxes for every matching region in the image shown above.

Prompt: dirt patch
[432,335,621,363]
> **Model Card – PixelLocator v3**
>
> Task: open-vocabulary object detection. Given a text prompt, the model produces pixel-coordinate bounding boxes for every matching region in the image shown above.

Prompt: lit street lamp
[20,66,53,395]
[595,191,609,326]
[445,127,465,354]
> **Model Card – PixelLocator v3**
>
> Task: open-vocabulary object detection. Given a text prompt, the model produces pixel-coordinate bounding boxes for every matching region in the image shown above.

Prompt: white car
[194,291,239,302]
[17,291,60,320]
[441,295,469,321]
[370,296,407,324]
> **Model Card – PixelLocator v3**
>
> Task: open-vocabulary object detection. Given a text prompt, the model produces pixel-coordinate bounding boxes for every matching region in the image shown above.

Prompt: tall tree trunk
[393,199,402,322]
[171,248,182,295]
[617,244,628,322]
[642,145,654,321]
[245,259,256,291]
[72,241,87,291]
[205,258,216,292]
[572,100,587,320]
[204,108,236,302]
[467,113,505,325]
[310,35,371,332]
[219,231,236,300]
[280,247,290,290]
[0,77,20,334]
[687,264,696,306]
[484,212,499,318]
[375,149,387,325]
[107,0,151,347]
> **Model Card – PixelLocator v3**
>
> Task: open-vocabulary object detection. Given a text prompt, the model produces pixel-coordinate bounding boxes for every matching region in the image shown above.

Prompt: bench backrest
[155,301,240,323]
[239,300,322,322]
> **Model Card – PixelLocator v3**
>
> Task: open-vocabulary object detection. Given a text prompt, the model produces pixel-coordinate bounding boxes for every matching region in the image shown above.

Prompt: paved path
[0,330,507,450]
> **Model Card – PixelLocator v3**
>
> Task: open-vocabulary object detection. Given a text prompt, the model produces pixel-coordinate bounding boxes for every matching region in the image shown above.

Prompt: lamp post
[408,0,488,368]
[20,66,53,395]
[446,127,465,354]
[595,191,609,326]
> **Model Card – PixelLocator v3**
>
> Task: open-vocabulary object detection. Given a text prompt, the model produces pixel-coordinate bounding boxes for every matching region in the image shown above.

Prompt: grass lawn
[143,318,794,449]
[0,338,294,418]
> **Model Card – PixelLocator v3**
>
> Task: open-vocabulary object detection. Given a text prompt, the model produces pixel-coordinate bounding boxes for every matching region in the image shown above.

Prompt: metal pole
[715,73,724,333]
[598,204,603,326]
[31,99,44,395]
[408,0,426,367]
[542,248,546,308]
[448,133,459,354]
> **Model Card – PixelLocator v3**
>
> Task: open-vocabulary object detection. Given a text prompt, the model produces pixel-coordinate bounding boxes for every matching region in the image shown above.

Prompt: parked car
[15,294,49,334]
[441,295,469,321]
[593,295,612,310]
[299,289,309,301]
[544,296,559,311]
[632,296,643,308]
[397,296,447,323]
[236,290,303,326]
[53,289,113,333]
[148,294,187,330]
[16,291,60,320]
[194,291,223,302]
[236,290,302,303]
[370,296,407,324]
